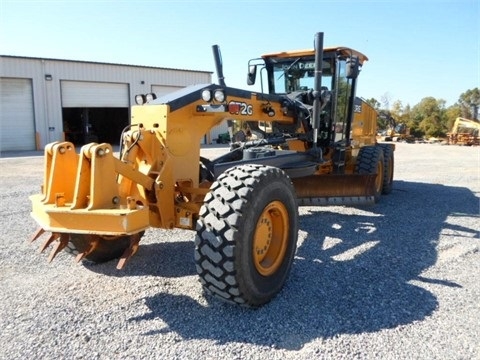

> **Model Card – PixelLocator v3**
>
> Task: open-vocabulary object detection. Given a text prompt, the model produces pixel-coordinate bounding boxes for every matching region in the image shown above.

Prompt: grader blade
[293,173,377,206]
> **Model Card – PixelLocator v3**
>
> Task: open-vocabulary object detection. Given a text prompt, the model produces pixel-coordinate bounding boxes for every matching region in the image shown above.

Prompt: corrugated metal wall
[0,56,211,150]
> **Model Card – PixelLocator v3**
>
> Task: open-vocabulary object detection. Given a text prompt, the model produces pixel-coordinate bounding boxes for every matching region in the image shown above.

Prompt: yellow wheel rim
[375,159,384,194]
[253,201,289,276]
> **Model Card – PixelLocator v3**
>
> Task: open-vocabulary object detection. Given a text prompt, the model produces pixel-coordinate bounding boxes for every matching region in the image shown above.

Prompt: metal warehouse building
[0,56,216,152]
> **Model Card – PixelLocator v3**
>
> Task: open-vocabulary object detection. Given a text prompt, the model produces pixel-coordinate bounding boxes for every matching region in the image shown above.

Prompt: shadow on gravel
[83,240,196,278]
[125,180,478,350]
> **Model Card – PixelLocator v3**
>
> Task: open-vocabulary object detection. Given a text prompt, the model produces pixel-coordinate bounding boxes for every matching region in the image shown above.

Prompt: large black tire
[378,144,394,194]
[199,156,215,183]
[65,234,134,263]
[354,146,385,203]
[194,164,298,307]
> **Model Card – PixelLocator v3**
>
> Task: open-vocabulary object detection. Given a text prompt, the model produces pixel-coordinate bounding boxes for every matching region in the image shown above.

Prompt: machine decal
[354,97,363,113]
[229,101,253,116]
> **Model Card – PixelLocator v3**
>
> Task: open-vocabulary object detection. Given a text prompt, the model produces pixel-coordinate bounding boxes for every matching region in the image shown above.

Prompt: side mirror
[346,56,360,79]
[247,65,257,85]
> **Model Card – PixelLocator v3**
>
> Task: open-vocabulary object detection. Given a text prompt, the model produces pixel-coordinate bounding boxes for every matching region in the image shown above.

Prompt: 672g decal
[228,101,253,116]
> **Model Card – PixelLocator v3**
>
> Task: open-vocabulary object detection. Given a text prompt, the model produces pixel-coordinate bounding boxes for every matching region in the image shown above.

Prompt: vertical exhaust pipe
[311,32,324,150]
[212,45,226,87]
[212,44,233,140]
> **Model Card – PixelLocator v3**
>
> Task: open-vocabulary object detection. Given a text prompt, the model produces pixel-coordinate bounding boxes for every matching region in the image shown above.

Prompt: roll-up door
[61,81,129,107]
[0,78,36,151]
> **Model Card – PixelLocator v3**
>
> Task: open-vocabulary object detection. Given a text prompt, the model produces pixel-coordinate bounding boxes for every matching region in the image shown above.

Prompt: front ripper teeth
[47,233,69,263]
[29,228,68,263]
[116,232,142,270]
[75,236,100,263]
[29,229,141,269]
[30,227,46,243]
[38,233,59,253]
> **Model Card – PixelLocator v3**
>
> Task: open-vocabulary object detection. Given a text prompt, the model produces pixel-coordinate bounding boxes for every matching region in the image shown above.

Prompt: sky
[1,0,478,108]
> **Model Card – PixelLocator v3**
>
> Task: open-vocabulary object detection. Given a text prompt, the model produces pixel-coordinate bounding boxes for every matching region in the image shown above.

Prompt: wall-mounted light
[45,74,53,81]
[140,80,145,84]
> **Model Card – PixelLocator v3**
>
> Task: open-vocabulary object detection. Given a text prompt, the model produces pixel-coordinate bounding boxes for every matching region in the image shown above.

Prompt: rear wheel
[355,146,385,203]
[194,164,298,307]
[378,144,394,194]
[66,234,134,263]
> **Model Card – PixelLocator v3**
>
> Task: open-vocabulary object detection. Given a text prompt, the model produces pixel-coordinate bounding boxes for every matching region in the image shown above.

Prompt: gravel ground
[0,142,478,359]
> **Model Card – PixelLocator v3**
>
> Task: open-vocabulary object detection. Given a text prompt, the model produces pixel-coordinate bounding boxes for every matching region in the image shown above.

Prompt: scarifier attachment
[47,233,70,263]
[116,232,142,270]
[30,141,151,234]
[30,227,46,243]
[30,140,153,267]
[74,235,100,263]
[31,230,69,263]
[37,232,59,253]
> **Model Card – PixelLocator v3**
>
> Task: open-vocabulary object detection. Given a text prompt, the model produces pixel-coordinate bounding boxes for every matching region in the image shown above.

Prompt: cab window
[272,58,333,94]
[333,59,353,142]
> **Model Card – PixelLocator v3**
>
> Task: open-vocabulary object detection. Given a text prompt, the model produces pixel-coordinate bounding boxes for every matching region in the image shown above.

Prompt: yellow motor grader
[30,32,394,307]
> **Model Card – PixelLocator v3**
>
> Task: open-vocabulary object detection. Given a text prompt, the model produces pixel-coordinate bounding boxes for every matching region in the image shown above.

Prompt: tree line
[364,87,480,138]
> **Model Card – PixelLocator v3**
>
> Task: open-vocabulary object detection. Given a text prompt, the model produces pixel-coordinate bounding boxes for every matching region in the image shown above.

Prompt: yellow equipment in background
[30,32,394,307]
[377,111,414,143]
[447,117,480,146]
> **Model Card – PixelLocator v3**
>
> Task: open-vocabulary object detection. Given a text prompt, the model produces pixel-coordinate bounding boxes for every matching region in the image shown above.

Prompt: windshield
[272,58,333,94]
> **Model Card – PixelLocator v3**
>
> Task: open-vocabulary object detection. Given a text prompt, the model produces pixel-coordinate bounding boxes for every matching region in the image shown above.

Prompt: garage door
[151,85,183,97]
[0,78,36,151]
[61,81,129,107]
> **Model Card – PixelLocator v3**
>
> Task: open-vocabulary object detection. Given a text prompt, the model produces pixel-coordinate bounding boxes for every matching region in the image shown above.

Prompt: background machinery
[30,33,394,307]
[447,117,480,146]
[377,110,413,143]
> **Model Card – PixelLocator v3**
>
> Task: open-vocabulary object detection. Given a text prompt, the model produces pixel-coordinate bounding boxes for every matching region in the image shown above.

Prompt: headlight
[146,93,157,102]
[213,89,225,102]
[201,89,212,102]
[135,94,145,105]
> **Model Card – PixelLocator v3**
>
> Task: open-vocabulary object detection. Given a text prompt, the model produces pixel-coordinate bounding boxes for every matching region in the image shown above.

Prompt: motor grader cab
[30,32,394,307]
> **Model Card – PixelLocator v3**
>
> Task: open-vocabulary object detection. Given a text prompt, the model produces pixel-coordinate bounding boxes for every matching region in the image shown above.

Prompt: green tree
[457,88,480,119]
[365,97,381,111]
[411,97,448,137]
[365,98,387,129]
[390,100,411,125]
[445,105,462,130]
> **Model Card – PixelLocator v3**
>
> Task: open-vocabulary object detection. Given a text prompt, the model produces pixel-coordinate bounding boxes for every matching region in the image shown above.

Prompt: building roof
[0,55,213,74]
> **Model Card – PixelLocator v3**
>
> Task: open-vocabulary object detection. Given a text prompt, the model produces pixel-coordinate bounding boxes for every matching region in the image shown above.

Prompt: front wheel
[65,234,139,263]
[355,146,385,203]
[194,164,298,307]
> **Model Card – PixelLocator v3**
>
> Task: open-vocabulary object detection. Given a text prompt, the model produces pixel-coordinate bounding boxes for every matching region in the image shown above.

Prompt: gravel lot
[0,142,478,359]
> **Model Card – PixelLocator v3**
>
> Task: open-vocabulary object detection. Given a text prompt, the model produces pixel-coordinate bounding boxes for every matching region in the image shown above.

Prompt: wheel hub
[254,216,273,259]
[253,201,289,276]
